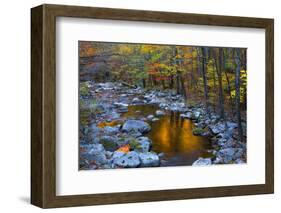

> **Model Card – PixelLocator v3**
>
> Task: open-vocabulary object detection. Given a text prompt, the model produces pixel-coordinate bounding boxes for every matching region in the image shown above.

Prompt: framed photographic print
[31,4,274,208]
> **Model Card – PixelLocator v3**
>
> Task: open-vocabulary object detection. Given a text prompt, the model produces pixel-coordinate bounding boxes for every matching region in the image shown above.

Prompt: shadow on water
[122,105,212,166]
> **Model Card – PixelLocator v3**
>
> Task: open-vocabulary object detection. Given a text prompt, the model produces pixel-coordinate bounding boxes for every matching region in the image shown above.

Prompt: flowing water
[122,105,212,166]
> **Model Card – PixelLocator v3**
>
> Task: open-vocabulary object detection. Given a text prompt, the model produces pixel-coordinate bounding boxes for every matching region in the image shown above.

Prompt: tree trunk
[235,49,243,141]
[176,73,181,94]
[218,48,225,120]
[201,47,209,112]
[180,75,187,98]
[211,62,217,112]
[142,78,146,88]
[170,76,174,89]
[162,79,165,90]
[224,70,234,115]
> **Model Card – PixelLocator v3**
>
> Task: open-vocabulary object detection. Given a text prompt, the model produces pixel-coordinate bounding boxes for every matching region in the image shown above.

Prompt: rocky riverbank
[79,81,246,170]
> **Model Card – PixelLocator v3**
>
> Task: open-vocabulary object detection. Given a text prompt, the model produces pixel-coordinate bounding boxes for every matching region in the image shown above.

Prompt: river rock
[221,138,236,148]
[192,111,201,120]
[113,151,141,168]
[99,136,119,152]
[152,118,159,122]
[156,110,165,116]
[122,120,151,134]
[144,94,154,101]
[149,97,161,104]
[90,124,103,139]
[147,115,154,120]
[132,97,142,104]
[192,158,212,166]
[97,82,115,91]
[235,158,245,164]
[158,152,165,158]
[111,150,125,160]
[226,121,238,130]
[159,103,169,109]
[80,144,108,166]
[180,112,192,119]
[104,126,119,134]
[216,148,244,163]
[110,112,121,120]
[170,102,186,112]
[139,152,160,167]
[209,122,226,135]
[113,102,129,113]
[136,137,152,152]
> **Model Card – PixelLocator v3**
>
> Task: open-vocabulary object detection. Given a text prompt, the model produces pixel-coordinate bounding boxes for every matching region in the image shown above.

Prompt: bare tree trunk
[224,70,234,115]
[176,73,180,94]
[142,78,146,88]
[180,75,187,98]
[218,48,225,120]
[201,47,209,112]
[162,79,165,90]
[235,49,243,141]
[170,76,174,89]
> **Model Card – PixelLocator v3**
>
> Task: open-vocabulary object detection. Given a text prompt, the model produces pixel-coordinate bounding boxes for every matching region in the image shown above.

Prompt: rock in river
[147,114,154,120]
[113,102,129,113]
[192,158,212,166]
[132,97,143,104]
[136,137,152,152]
[151,118,159,122]
[122,119,151,134]
[155,110,165,116]
[139,152,160,167]
[180,112,192,119]
[113,151,141,168]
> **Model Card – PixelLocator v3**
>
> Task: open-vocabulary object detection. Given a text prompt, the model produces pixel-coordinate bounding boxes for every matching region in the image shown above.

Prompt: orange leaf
[117,144,130,153]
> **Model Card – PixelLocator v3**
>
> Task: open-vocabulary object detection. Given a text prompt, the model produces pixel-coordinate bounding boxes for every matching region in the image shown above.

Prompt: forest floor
[79,81,247,170]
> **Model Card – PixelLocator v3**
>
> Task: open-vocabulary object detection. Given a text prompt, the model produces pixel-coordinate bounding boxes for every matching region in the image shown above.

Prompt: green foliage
[129,138,142,151]
[192,127,204,135]
[80,42,247,118]
[79,99,99,126]
[80,82,90,96]
[100,138,118,151]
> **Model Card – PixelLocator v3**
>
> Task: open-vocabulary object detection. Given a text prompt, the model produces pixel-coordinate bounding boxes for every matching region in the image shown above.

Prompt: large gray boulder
[113,151,141,168]
[192,158,212,166]
[80,144,108,166]
[122,120,151,134]
[139,152,160,167]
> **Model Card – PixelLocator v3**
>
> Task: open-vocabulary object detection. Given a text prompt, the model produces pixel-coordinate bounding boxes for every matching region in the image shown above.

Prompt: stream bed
[80,82,246,170]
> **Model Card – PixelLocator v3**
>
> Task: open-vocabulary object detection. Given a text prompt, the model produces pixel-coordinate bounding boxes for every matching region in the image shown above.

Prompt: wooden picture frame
[31,4,274,208]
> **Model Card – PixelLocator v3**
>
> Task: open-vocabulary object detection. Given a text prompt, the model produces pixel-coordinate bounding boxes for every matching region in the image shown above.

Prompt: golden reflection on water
[149,111,209,154]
